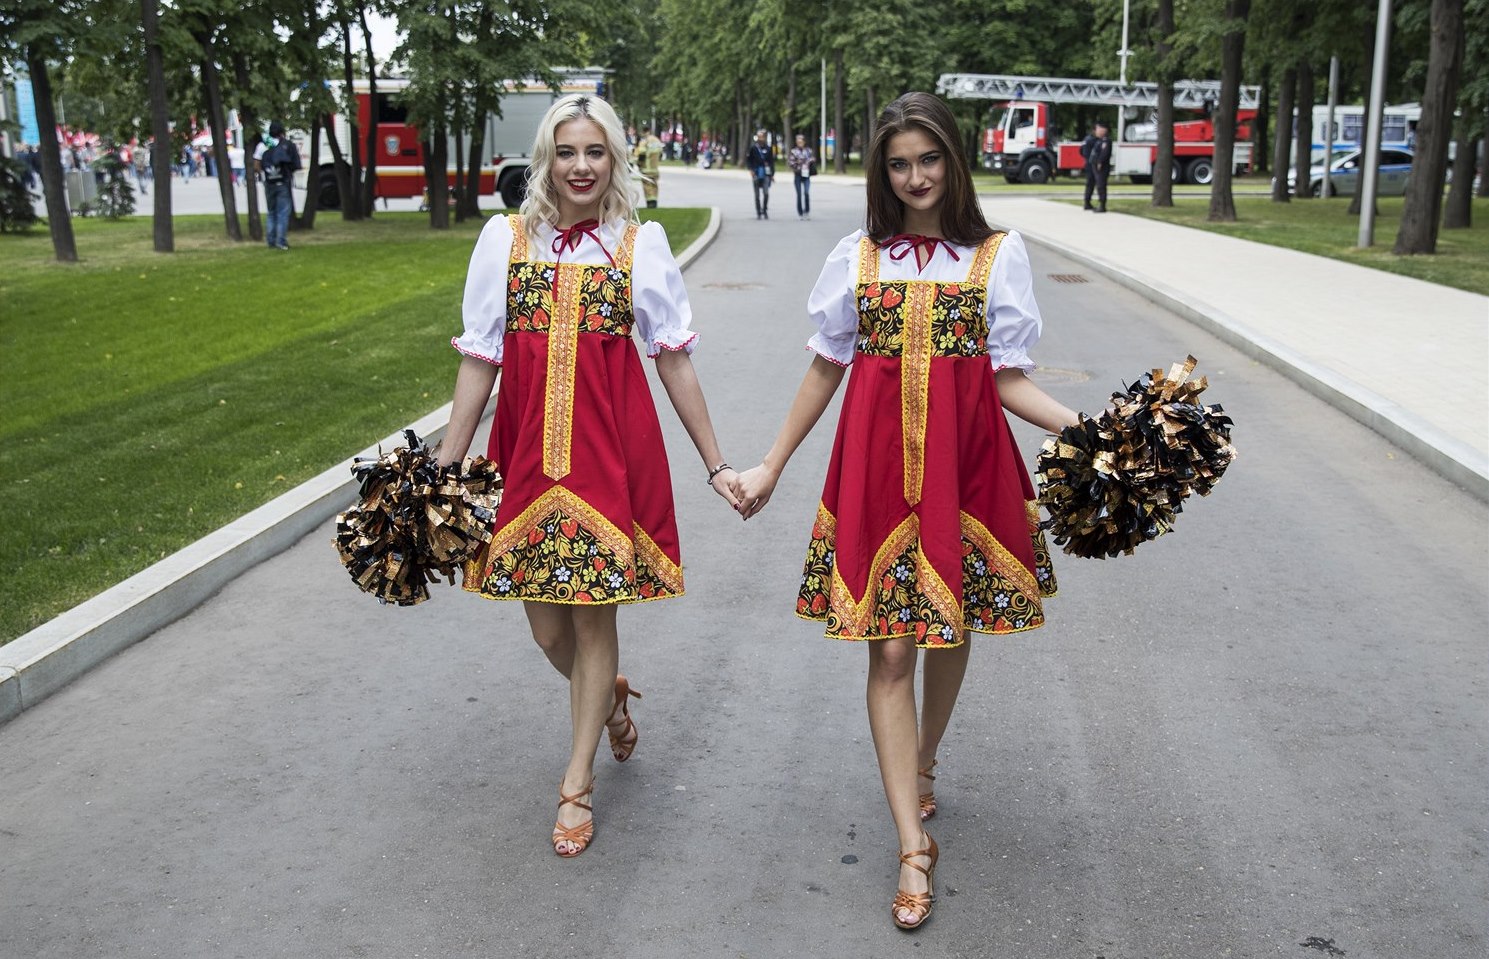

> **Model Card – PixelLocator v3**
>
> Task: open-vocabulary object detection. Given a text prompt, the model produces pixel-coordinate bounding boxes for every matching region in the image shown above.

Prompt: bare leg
[523,602,620,852]
[555,604,620,853]
[525,601,577,678]
[867,637,933,924]
[917,635,972,805]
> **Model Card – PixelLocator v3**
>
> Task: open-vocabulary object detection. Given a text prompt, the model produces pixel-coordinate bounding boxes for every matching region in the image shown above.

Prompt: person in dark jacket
[1082,120,1112,213]
[746,129,776,219]
[254,121,301,249]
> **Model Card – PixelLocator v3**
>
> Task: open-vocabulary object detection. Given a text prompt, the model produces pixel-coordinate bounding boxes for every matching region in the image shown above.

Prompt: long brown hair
[864,92,992,247]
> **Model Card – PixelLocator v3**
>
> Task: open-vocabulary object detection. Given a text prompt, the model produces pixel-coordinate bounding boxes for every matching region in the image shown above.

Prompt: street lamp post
[1358,0,1392,247]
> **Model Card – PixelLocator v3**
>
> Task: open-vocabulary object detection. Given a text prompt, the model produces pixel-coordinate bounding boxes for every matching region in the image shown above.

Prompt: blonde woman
[437,94,739,856]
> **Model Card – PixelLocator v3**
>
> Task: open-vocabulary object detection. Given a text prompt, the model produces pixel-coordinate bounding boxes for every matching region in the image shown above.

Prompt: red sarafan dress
[797,230,1057,648]
[450,214,698,605]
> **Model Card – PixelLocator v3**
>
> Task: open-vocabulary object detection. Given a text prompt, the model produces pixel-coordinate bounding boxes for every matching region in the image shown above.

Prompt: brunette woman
[733,92,1081,928]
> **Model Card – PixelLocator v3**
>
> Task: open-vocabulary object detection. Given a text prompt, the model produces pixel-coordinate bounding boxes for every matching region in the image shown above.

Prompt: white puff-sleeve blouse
[806,228,1043,371]
[451,217,699,366]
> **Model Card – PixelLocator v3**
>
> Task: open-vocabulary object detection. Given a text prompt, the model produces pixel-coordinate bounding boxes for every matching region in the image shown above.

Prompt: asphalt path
[3,169,1485,959]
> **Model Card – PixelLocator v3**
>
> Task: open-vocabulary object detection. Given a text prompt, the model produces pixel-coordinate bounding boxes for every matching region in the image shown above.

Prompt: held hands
[729,464,779,521]
[709,467,742,511]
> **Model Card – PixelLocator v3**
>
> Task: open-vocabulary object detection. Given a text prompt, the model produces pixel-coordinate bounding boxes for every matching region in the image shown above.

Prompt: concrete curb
[1004,223,1489,503]
[0,207,724,726]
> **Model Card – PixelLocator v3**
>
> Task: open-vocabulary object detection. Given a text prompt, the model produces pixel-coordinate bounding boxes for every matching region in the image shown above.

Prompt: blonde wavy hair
[521,94,642,241]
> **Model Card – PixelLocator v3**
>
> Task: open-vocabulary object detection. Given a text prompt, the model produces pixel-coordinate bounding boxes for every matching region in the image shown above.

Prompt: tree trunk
[1271,66,1296,202]
[1255,73,1269,174]
[833,48,846,174]
[1152,0,1175,207]
[322,113,355,217]
[786,67,798,145]
[194,33,242,241]
[339,17,363,220]
[453,127,465,224]
[462,117,485,220]
[231,52,262,241]
[1393,0,1464,254]
[300,114,321,229]
[733,81,746,165]
[358,4,379,218]
[1293,59,1315,198]
[425,130,449,229]
[141,0,173,252]
[23,48,77,262]
[865,86,877,146]
[1206,0,1250,222]
[1441,126,1474,229]
[1479,102,1489,198]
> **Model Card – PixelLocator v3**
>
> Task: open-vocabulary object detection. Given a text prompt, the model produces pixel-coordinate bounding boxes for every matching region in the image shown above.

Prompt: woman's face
[795,135,806,147]
[551,116,612,221]
[884,127,945,219]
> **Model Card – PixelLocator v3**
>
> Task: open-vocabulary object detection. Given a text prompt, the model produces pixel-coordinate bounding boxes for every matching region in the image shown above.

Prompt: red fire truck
[937,74,1260,186]
[306,70,607,209]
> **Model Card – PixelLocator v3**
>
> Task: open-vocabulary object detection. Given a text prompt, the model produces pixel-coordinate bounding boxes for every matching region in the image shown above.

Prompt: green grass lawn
[0,208,709,643]
[1100,195,1489,296]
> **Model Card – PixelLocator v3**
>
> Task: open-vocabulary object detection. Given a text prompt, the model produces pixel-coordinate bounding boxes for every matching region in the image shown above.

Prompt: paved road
[4,169,1485,959]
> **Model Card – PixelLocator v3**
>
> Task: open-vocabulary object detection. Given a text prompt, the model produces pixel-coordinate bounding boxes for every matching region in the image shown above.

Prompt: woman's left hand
[710,468,741,510]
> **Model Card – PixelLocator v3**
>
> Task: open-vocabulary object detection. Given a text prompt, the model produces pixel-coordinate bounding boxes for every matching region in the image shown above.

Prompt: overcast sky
[367,13,403,63]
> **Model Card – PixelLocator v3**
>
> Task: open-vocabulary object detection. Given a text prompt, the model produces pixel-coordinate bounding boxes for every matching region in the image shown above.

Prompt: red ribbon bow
[885,233,959,272]
[551,219,615,266]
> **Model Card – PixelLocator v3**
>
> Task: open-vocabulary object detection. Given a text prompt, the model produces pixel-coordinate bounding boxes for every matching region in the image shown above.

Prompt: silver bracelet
[706,462,732,484]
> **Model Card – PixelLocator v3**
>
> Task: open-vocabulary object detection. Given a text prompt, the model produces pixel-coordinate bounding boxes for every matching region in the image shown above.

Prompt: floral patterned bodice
[854,233,1005,358]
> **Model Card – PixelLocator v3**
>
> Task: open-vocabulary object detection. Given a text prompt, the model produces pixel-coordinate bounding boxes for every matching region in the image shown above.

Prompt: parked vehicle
[1284,147,1414,197]
[938,73,1260,185]
[301,70,606,210]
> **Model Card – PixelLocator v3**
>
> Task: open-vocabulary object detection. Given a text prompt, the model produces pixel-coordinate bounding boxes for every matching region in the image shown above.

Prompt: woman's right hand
[730,464,779,521]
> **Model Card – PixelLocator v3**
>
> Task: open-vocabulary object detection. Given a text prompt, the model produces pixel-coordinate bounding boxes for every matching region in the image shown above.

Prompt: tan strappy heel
[918,759,938,821]
[892,835,939,930]
[552,781,595,857]
[606,675,642,763]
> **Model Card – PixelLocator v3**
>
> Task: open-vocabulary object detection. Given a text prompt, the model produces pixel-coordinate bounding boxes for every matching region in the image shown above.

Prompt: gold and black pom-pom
[1036,356,1236,559]
[333,430,504,605]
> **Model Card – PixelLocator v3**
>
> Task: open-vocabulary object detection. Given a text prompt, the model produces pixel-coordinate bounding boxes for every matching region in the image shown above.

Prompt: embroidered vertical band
[509,214,530,260]
[544,263,583,481]
[964,231,1005,284]
[900,283,936,506]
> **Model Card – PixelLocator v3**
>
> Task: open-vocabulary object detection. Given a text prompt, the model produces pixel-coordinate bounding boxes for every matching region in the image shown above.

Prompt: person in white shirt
[733,91,1082,931]
[437,93,739,859]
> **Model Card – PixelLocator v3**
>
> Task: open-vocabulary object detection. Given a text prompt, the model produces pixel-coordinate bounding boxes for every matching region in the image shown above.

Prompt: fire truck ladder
[937,74,1261,111]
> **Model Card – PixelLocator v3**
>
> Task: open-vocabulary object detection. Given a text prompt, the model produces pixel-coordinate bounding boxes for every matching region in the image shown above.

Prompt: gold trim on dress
[543,264,583,481]
[616,222,638,271]
[858,235,880,284]
[477,484,682,590]
[632,522,684,595]
[900,282,936,506]
[964,230,1005,284]
[959,510,1040,601]
[509,213,529,260]
[825,513,963,639]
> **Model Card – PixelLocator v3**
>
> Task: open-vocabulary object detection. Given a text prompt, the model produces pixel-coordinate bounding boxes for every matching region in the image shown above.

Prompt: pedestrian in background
[732,91,1081,931]
[132,142,150,195]
[1082,119,1112,212]
[746,128,775,219]
[254,122,300,250]
[787,133,816,220]
[633,124,663,208]
[436,93,739,859]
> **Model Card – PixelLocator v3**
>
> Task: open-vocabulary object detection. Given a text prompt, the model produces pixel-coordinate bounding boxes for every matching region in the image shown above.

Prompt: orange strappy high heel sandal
[918,759,938,821]
[606,675,642,763]
[552,782,595,858]
[892,835,939,930]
